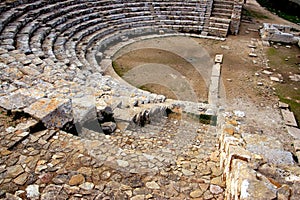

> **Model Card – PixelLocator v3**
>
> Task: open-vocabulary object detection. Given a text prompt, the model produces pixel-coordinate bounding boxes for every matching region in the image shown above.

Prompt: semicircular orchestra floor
[112,36,214,103]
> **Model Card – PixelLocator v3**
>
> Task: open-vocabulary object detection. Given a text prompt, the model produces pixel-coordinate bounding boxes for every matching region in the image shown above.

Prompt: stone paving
[0,109,225,199]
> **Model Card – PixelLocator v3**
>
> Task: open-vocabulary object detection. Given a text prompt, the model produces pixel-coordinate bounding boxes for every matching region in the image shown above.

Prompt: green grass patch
[266,47,300,68]
[267,47,277,57]
[257,0,300,24]
[278,95,300,126]
[112,61,125,77]
[268,8,300,24]
[243,8,269,19]
[138,85,150,92]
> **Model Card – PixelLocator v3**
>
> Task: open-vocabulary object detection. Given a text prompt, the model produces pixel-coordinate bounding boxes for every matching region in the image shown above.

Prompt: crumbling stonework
[260,23,300,44]
[219,111,300,199]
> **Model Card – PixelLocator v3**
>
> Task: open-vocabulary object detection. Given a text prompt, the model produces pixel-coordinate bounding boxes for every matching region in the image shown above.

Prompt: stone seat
[211,12,232,19]
[77,18,158,67]
[4,0,84,53]
[42,32,58,60]
[213,0,235,4]
[209,22,230,29]
[212,4,233,10]
[213,8,233,14]
[209,17,231,24]
[26,5,101,59]
[208,27,229,37]
[30,27,50,58]
[86,26,160,72]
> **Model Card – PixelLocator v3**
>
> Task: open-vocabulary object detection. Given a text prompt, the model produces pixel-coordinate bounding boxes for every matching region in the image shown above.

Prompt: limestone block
[281,109,298,127]
[24,98,73,129]
[0,88,45,110]
[212,63,221,77]
[279,102,289,109]
[243,133,294,165]
[222,145,252,177]
[72,96,98,126]
[227,159,278,200]
[287,126,300,139]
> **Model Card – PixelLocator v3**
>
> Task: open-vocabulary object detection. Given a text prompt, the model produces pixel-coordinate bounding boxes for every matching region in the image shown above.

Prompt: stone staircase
[207,0,235,37]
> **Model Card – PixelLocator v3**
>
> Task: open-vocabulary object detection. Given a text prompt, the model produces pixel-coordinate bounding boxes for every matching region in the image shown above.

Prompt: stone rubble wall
[260,23,300,44]
[218,111,300,199]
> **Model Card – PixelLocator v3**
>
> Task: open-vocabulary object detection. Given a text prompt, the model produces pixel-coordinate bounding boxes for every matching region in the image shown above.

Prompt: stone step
[213,0,235,5]
[213,8,233,14]
[211,12,232,19]
[209,17,231,24]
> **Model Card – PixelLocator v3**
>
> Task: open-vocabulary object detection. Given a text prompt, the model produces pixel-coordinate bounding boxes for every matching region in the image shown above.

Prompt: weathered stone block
[72,96,97,126]
[0,88,45,111]
[24,98,73,129]
[281,109,298,127]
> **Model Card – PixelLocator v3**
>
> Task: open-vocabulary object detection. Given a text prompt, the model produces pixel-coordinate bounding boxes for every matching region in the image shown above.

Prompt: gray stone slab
[281,109,298,127]
[287,126,300,139]
[243,133,294,165]
[72,96,97,126]
[208,76,220,105]
[0,88,45,110]
[24,98,73,129]
[247,145,295,165]
[211,63,221,77]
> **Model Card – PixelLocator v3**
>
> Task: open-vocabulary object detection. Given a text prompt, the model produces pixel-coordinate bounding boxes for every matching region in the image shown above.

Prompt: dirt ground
[113,0,300,126]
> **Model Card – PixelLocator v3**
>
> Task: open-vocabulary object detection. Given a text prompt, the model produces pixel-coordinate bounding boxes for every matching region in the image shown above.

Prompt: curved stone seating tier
[0,0,226,66]
[1,1,88,52]
[0,0,242,113]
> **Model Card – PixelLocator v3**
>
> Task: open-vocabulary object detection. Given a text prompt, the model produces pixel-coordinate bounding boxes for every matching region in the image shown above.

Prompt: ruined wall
[260,23,300,44]
[219,112,300,199]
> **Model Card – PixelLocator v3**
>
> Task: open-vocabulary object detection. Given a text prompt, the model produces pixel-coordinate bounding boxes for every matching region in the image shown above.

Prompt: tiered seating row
[0,0,219,74]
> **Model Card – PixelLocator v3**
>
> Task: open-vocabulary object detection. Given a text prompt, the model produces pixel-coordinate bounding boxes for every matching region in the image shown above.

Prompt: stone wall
[219,111,300,199]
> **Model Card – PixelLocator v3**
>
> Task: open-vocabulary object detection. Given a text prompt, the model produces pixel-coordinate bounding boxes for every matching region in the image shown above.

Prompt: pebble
[26,185,40,199]
[6,165,24,178]
[182,169,195,176]
[69,174,85,186]
[79,182,94,190]
[130,195,145,200]
[13,173,29,185]
[190,189,204,198]
[210,184,224,195]
[101,171,111,180]
[145,181,160,190]
[117,159,129,168]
